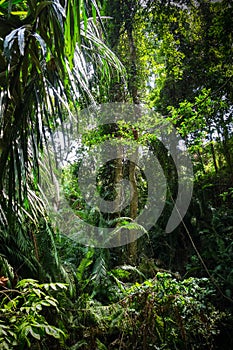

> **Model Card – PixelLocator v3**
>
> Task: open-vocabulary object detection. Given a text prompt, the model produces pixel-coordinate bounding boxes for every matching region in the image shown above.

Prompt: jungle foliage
[0,0,233,349]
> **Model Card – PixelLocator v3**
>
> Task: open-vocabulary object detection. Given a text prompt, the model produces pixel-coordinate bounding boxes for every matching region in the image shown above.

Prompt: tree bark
[126,14,139,264]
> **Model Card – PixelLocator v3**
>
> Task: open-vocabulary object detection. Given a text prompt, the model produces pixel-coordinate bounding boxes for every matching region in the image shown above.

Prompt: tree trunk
[114,146,123,246]
[126,17,139,264]
[128,152,138,264]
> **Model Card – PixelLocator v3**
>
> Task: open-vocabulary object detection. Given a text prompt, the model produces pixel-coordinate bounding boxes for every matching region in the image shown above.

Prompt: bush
[0,279,67,349]
[68,272,223,349]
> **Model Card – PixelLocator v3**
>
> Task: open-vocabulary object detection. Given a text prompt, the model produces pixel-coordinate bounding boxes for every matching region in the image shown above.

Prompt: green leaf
[17,27,26,56]
[4,28,18,60]
[29,327,41,340]
[45,325,61,339]
[44,296,58,307]
[96,338,108,350]
[40,300,51,307]
[33,33,47,57]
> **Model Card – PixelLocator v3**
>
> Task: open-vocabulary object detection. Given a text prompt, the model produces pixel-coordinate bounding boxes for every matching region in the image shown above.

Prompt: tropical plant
[0,279,67,349]
[64,272,223,349]
[0,0,123,278]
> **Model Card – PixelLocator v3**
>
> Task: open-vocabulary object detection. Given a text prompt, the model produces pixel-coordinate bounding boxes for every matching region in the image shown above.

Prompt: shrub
[68,272,223,349]
[0,279,67,349]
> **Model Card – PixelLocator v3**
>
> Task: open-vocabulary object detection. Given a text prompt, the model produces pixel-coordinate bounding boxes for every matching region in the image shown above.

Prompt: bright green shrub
[0,279,67,349]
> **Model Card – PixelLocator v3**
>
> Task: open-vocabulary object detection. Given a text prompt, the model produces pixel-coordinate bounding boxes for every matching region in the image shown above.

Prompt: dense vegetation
[0,0,232,349]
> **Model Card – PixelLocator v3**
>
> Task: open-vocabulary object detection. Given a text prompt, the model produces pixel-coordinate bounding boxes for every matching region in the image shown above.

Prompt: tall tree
[144,0,233,173]
[103,0,142,263]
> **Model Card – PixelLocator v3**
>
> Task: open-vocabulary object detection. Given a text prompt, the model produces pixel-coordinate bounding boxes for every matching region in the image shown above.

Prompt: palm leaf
[0,0,124,277]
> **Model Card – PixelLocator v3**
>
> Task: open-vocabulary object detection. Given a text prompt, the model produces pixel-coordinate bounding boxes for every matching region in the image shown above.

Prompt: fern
[76,248,95,290]
[91,256,107,285]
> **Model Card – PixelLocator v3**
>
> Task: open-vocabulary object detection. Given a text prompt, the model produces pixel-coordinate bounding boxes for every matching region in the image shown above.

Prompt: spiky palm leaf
[0,0,124,278]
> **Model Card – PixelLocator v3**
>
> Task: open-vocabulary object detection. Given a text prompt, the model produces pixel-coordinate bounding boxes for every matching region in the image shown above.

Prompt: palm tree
[0,0,123,280]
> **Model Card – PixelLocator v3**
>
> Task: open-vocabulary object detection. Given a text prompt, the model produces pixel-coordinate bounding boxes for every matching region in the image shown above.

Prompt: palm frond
[0,0,124,277]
